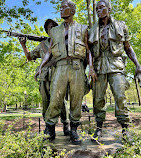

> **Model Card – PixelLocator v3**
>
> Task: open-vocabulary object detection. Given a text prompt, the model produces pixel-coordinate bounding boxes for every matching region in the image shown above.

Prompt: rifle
[0,28,48,42]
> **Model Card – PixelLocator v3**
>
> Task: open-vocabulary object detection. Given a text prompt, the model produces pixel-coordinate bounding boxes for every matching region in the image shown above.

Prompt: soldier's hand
[19,37,26,45]
[89,68,97,83]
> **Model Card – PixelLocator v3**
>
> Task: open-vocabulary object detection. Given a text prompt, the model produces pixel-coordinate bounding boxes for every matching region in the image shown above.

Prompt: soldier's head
[96,0,111,19]
[60,0,76,19]
[44,19,58,36]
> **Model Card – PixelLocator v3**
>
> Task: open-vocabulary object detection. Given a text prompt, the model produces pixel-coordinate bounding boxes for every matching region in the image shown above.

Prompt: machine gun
[0,28,48,42]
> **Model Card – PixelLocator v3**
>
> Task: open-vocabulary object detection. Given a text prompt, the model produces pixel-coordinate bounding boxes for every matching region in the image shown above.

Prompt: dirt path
[3,112,141,133]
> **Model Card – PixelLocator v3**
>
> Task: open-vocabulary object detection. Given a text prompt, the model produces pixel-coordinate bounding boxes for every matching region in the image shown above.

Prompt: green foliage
[0,0,40,24]
[0,23,48,108]
[0,121,54,158]
[0,52,41,108]
[0,119,71,157]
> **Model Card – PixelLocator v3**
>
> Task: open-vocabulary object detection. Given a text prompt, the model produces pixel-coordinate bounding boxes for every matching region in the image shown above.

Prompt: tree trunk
[3,104,7,112]
[23,94,28,110]
[15,103,17,110]
[86,0,92,28]
[93,0,96,24]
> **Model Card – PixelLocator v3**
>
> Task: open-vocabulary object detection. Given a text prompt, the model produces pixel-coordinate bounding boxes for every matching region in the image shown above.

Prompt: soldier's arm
[124,42,141,74]
[84,30,97,82]
[40,39,53,68]
[19,37,32,61]
[123,23,141,74]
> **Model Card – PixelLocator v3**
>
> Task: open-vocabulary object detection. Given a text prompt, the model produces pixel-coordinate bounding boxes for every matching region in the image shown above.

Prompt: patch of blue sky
[132,0,141,7]
[1,0,60,30]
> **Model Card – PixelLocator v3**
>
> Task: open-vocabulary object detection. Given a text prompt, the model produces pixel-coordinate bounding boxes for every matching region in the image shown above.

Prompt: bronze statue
[38,0,96,144]
[19,19,70,136]
[88,0,141,141]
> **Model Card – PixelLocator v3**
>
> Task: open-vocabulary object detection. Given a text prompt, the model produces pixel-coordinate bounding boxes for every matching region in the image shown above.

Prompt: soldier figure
[89,0,141,141]
[38,0,96,144]
[19,19,70,136]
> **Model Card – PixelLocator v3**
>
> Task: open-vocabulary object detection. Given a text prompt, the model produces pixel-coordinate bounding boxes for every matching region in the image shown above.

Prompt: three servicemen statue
[19,0,141,145]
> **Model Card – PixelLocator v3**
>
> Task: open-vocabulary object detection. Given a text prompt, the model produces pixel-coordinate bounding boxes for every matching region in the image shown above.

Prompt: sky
[2,0,60,29]
[1,0,141,30]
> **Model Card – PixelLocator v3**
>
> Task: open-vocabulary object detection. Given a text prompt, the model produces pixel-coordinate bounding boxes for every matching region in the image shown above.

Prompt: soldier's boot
[44,123,56,141]
[63,122,70,136]
[91,121,103,142]
[121,123,129,142]
[70,122,81,145]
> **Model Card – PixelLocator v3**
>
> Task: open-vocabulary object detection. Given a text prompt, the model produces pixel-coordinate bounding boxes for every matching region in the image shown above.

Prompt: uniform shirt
[30,39,49,60]
[30,38,52,81]
[50,21,88,61]
[93,17,130,74]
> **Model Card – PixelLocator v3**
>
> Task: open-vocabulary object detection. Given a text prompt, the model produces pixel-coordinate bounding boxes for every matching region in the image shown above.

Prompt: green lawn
[0,103,140,121]
[0,112,42,121]
[87,103,141,113]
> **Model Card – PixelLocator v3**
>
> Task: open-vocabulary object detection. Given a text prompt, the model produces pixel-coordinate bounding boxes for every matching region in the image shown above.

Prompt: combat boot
[121,123,129,142]
[91,121,103,142]
[63,122,70,136]
[44,123,56,141]
[70,122,81,145]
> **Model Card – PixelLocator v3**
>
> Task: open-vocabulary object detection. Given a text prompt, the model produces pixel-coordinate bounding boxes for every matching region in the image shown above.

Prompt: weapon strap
[43,59,57,68]
[40,41,57,68]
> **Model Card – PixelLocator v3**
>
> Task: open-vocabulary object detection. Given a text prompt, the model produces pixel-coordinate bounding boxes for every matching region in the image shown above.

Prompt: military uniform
[45,21,88,125]
[89,16,130,124]
[30,38,68,122]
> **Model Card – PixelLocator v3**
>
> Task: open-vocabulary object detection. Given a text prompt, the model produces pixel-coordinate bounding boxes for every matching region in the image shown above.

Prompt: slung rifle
[0,28,48,42]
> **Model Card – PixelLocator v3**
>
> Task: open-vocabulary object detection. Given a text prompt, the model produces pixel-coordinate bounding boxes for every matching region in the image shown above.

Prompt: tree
[86,0,92,28]
[0,52,41,109]
[0,23,45,109]
[0,0,40,24]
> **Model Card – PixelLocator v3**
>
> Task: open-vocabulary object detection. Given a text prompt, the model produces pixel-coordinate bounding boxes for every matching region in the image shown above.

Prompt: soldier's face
[60,2,71,18]
[47,22,54,36]
[96,2,109,19]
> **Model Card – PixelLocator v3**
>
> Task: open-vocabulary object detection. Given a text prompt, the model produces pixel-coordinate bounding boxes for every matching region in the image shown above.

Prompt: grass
[105,103,141,113]
[0,112,42,121]
[86,103,141,113]
[129,105,141,113]
[0,103,140,121]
